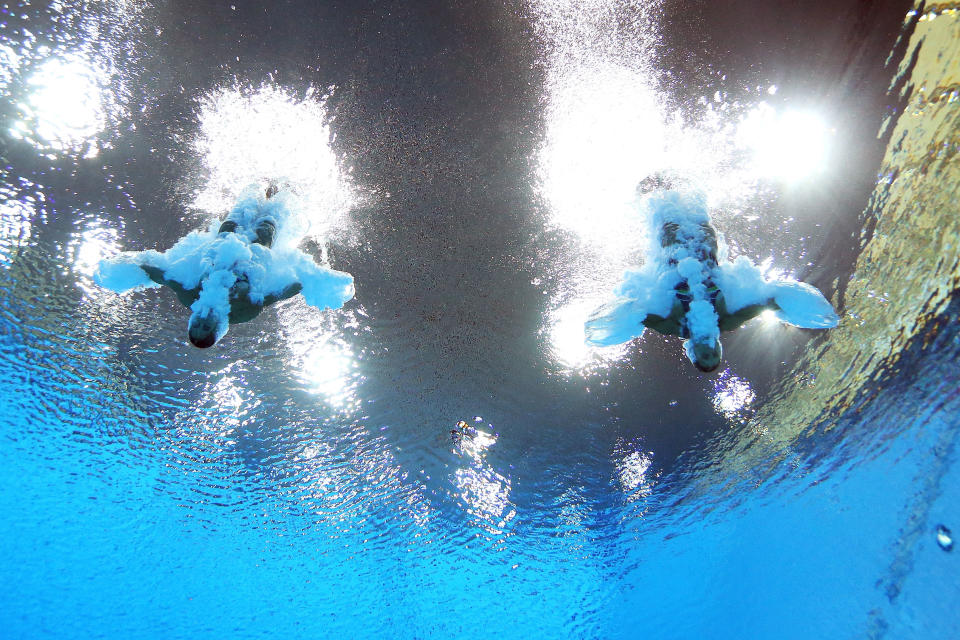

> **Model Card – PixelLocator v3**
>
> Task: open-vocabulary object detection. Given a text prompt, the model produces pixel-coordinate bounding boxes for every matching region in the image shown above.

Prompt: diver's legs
[699,223,719,264]
[660,222,679,247]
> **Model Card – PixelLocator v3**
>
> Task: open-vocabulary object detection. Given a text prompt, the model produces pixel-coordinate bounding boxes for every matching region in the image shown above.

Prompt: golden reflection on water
[745,2,960,458]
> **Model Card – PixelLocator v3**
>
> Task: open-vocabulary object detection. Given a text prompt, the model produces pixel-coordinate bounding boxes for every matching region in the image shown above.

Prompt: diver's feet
[218,219,239,235]
[706,281,720,303]
[265,184,279,199]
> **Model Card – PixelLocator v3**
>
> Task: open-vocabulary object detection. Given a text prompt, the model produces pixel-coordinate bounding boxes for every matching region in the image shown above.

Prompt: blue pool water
[1,1,958,638]
[2,292,957,639]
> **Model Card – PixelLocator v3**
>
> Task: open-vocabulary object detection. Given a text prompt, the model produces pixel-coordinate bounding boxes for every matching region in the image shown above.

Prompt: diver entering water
[146,185,295,348]
[632,219,770,372]
[95,183,355,349]
[585,178,839,372]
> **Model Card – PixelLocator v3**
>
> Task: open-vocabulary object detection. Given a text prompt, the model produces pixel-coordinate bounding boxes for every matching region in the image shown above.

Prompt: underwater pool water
[1,1,958,638]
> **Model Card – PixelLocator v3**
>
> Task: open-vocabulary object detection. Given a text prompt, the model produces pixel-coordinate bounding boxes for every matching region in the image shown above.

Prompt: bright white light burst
[11,56,108,156]
[538,66,667,250]
[547,298,628,372]
[74,227,118,274]
[297,338,359,409]
[737,104,831,182]
[279,304,362,411]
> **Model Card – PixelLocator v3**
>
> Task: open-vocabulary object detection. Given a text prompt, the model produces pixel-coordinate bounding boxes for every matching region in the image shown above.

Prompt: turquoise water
[2,289,957,638]
[1,1,958,638]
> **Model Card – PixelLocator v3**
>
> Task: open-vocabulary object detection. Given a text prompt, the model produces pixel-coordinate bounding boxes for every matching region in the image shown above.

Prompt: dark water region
[1,0,959,638]
[1,0,914,467]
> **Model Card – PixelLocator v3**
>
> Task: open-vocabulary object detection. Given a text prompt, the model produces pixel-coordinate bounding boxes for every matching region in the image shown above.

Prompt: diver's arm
[139,264,199,307]
[642,301,684,336]
[262,282,303,307]
[717,298,778,332]
[139,263,168,286]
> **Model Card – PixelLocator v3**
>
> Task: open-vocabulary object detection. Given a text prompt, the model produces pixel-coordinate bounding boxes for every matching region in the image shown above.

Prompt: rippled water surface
[1,1,958,638]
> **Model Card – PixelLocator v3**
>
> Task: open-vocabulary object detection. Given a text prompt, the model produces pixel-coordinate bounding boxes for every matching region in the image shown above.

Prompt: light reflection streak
[454,466,513,525]
[0,44,19,90]
[452,420,515,531]
[297,339,358,407]
[613,437,660,506]
[193,84,352,242]
[617,451,657,503]
[711,370,756,419]
[72,225,120,277]
[71,224,121,298]
[279,304,364,411]
[0,198,34,266]
[204,374,245,440]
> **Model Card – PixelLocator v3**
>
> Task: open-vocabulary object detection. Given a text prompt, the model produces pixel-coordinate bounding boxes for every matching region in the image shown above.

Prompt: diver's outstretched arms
[140,263,199,307]
[584,298,647,346]
[767,280,839,328]
[94,252,161,294]
[262,281,303,307]
[294,258,355,311]
[94,254,200,307]
[716,301,772,332]
[714,257,838,330]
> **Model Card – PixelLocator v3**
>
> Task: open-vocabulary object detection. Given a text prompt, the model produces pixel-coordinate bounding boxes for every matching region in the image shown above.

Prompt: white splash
[193,84,352,240]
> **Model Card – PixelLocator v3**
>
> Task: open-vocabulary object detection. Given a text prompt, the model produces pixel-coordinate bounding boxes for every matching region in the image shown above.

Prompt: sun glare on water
[736,104,831,183]
[9,55,110,157]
